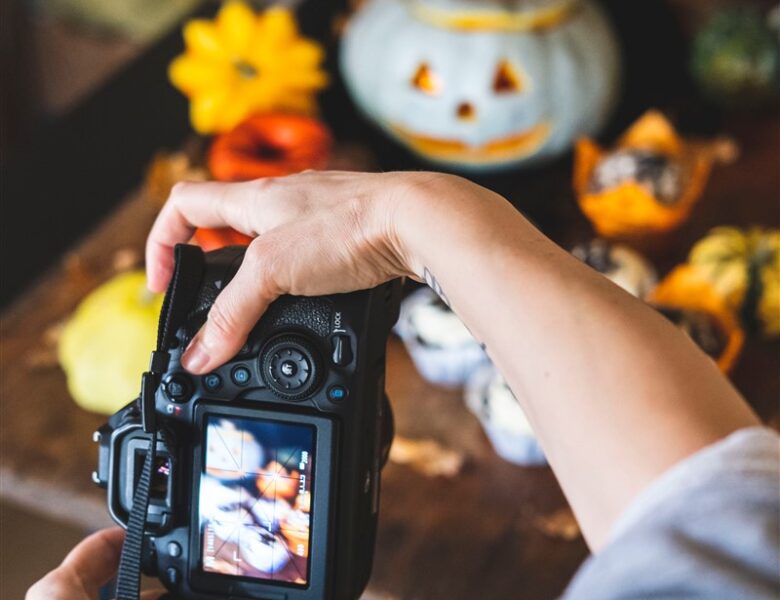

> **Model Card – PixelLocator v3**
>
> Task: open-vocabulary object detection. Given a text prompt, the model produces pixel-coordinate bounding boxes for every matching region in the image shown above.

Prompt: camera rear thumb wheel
[260,335,322,400]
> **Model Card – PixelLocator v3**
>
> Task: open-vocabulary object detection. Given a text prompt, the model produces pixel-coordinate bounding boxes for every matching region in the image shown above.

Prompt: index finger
[145,180,258,293]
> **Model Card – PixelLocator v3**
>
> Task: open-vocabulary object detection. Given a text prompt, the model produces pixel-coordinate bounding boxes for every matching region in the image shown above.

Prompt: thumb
[181,240,280,374]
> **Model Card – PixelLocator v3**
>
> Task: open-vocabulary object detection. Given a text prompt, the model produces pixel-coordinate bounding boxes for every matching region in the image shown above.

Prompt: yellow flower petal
[283,40,325,67]
[250,7,298,58]
[190,87,231,134]
[215,94,254,132]
[216,1,256,56]
[183,20,227,60]
[277,68,329,90]
[169,54,233,95]
[259,7,298,43]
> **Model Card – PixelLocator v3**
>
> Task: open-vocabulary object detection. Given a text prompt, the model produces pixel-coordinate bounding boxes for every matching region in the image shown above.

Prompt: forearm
[393,176,759,549]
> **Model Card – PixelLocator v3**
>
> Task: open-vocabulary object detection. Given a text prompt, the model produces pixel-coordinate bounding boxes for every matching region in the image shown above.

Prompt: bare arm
[146,171,759,550]
[391,175,758,548]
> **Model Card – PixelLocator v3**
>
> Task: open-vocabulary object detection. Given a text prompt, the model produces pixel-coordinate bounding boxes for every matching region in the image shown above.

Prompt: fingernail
[182,339,209,373]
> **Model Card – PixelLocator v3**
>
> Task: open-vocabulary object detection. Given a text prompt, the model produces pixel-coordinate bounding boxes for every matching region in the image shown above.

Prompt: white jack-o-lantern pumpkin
[340,0,621,171]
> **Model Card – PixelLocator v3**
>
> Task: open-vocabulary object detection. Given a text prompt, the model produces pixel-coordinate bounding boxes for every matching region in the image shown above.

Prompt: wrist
[381,172,464,280]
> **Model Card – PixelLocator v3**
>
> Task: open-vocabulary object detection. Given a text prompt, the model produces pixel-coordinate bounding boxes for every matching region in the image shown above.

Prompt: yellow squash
[169,2,328,134]
[688,226,780,337]
[58,271,163,415]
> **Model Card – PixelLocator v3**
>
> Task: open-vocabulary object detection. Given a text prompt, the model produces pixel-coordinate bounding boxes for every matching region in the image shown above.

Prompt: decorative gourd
[169,2,329,134]
[58,272,163,414]
[194,228,253,251]
[574,111,713,238]
[691,7,780,108]
[340,0,620,171]
[688,227,780,337]
[650,266,744,373]
[208,113,332,181]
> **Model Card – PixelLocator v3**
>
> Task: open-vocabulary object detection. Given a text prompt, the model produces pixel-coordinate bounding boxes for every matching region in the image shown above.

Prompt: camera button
[231,365,251,386]
[331,334,353,366]
[327,385,349,402]
[202,373,223,392]
[167,541,182,558]
[164,375,191,403]
[166,566,180,586]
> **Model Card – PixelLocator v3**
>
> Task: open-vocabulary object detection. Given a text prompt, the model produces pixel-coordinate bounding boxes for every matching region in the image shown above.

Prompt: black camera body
[93,246,401,599]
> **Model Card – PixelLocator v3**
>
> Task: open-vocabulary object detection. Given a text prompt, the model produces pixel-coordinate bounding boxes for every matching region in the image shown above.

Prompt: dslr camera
[93,245,401,599]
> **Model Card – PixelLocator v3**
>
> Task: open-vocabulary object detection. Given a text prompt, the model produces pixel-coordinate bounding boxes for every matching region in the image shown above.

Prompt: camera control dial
[260,335,322,400]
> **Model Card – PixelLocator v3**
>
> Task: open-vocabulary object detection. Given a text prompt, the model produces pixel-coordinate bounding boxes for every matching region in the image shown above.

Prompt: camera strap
[116,244,204,600]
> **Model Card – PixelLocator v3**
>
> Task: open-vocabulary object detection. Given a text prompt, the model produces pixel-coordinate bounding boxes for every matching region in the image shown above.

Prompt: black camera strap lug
[116,244,204,600]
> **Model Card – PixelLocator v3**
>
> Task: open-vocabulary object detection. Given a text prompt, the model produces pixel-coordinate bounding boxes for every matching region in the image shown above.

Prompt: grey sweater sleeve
[563,427,780,600]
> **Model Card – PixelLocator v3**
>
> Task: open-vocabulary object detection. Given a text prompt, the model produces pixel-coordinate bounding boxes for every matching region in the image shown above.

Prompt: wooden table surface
[0,187,586,599]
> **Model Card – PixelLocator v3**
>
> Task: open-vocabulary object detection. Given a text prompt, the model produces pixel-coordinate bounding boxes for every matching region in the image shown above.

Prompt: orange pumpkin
[256,461,300,500]
[650,265,744,373]
[193,227,252,251]
[208,113,332,182]
[574,111,712,238]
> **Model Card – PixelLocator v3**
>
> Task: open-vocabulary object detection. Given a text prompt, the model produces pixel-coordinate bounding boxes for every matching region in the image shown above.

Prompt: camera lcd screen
[199,415,315,586]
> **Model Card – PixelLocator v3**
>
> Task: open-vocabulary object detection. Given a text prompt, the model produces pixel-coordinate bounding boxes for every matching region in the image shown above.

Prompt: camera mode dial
[260,335,322,400]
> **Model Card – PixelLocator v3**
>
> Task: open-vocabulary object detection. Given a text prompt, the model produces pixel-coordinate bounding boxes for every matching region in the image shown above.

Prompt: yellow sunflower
[169,2,328,134]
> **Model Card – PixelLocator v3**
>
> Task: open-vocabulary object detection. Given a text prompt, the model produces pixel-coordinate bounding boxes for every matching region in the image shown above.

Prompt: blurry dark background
[3,0,777,307]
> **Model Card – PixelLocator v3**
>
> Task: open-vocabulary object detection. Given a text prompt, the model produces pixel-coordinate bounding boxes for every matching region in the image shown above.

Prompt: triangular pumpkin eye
[411,63,441,95]
[493,60,523,93]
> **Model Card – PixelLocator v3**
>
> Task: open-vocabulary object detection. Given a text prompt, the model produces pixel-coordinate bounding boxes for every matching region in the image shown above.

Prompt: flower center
[234,60,258,79]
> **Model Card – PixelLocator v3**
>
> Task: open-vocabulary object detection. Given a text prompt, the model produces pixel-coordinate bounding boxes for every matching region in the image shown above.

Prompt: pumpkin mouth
[389,120,551,164]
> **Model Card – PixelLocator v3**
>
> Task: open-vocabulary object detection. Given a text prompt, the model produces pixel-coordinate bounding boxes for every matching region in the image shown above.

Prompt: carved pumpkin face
[341,0,620,171]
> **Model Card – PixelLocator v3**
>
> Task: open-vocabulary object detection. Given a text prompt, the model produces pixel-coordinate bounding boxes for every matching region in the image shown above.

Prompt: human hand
[26,527,165,600]
[145,171,462,374]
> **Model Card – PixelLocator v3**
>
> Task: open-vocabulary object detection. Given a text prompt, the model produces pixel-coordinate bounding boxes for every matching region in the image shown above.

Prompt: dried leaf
[43,321,65,347]
[24,348,59,369]
[64,253,95,287]
[112,247,141,272]
[25,320,67,369]
[690,136,740,165]
[145,151,208,207]
[534,507,581,541]
[389,436,464,478]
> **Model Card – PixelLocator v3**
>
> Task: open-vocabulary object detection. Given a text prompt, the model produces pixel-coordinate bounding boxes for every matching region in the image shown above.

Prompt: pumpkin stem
[234,60,259,79]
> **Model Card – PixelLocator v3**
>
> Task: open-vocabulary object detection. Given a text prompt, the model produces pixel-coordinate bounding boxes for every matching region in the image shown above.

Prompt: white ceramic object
[465,364,547,466]
[340,0,621,171]
[395,287,490,387]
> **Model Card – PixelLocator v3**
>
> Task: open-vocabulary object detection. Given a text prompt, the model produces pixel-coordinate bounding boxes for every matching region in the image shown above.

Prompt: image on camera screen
[200,416,315,586]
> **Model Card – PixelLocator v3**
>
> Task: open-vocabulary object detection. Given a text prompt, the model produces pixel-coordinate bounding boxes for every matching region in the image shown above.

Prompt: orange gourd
[208,113,332,182]
[650,265,744,373]
[573,111,712,238]
[193,228,252,251]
